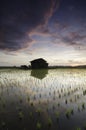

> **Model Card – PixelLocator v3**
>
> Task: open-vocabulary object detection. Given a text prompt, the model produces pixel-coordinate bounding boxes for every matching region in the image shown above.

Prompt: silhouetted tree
[20,65,28,70]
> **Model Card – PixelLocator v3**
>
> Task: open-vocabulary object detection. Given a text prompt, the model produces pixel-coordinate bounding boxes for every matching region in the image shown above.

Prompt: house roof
[30,58,47,63]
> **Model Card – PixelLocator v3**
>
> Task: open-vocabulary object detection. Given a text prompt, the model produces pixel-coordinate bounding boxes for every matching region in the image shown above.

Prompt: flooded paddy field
[0,68,86,130]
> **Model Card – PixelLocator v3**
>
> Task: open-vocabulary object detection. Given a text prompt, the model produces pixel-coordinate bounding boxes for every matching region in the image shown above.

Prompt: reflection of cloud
[0,0,59,51]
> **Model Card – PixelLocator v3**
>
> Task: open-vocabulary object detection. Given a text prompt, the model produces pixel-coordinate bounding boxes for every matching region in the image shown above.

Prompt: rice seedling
[1,121,6,128]
[78,106,80,112]
[36,122,42,130]
[29,111,33,118]
[65,109,74,119]
[83,124,86,130]
[59,94,61,98]
[70,98,72,102]
[47,117,52,127]
[76,127,81,130]
[58,103,60,107]
[36,108,42,116]
[65,99,68,104]
[30,102,34,106]
[27,96,30,102]
[83,90,86,96]
[18,111,24,120]
[82,103,85,109]
[19,98,23,103]
[55,112,60,122]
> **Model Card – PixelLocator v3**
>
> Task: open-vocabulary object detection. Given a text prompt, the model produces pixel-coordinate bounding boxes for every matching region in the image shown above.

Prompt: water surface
[0,69,86,130]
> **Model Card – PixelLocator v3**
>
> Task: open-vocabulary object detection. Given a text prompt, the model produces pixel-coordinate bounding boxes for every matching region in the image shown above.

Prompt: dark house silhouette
[30,58,48,69]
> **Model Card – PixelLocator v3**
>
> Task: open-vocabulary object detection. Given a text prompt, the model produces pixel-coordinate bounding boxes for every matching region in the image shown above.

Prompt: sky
[0,0,86,66]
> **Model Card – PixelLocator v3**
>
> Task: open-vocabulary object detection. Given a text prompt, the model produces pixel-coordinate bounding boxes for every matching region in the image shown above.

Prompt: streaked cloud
[0,0,59,51]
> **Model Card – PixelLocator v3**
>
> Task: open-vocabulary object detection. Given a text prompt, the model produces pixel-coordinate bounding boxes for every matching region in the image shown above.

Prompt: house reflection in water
[31,69,48,79]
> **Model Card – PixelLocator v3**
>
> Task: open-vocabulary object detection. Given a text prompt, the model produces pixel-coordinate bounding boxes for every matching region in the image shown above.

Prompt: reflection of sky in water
[0,69,86,130]
[0,69,86,102]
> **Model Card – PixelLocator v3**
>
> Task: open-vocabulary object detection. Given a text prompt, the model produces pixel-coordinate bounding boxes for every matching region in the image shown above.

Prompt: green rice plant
[68,91,70,95]
[82,103,85,109]
[49,92,51,95]
[55,112,60,121]
[65,99,68,104]
[36,122,42,130]
[75,97,77,102]
[39,94,41,98]
[83,90,86,96]
[27,96,30,102]
[33,95,36,100]
[70,109,74,115]
[18,111,24,120]
[83,124,86,130]
[70,98,72,102]
[36,108,42,116]
[76,127,81,130]
[46,107,48,112]
[64,93,66,96]
[47,117,52,127]
[59,94,61,98]
[58,103,60,107]
[65,109,73,119]
[29,111,33,118]
[2,102,6,108]
[77,95,80,99]
[53,96,55,100]
[78,106,80,112]
[52,105,55,110]
[30,102,34,106]
[19,98,23,103]
[39,100,41,104]
[1,121,6,128]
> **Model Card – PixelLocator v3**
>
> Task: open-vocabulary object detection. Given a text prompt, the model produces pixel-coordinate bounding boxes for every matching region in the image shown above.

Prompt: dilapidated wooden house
[30,58,48,69]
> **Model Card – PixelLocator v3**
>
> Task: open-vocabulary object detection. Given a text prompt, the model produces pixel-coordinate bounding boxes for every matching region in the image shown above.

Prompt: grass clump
[65,109,73,119]
[1,121,6,128]
[55,112,60,121]
[83,90,86,95]
[76,127,81,130]
[82,103,85,109]
[36,122,42,130]
[18,111,24,120]
[29,111,33,118]
[30,102,34,106]
[47,117,52,127]
[36,108,42,116]
[83,124,86,130]
[27,96,30,102]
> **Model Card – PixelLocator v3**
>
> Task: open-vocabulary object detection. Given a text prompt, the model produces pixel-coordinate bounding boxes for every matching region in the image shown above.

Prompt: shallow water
[0,68,86,130]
